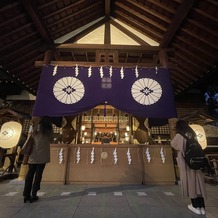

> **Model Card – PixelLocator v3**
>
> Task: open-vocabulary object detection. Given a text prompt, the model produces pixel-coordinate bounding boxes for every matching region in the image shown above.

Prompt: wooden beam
[44,50,53,64]
[105,0,111,18]
[56,44,160,52]
[1,39,41,60]
[181,27,218,50]
[43,0,87,19]
[194,7,218,22]
[115,10,162,40]
[47,1,102,29]
[159,50,168,67]
[160,0,196,48]
[187,19,217,37]
[125,0,171,23]
[105,21,111,44]
[35,61,161,68]
[170,57,201,78]
[21,0,54,46]
[115,2,167,31]
[0,0,19,13]
[172,43,212,66]
[176,36,215,59]
[174,51,208,72]
[0,23,32,40]
[0,32,37,52]
[147,0,176,13]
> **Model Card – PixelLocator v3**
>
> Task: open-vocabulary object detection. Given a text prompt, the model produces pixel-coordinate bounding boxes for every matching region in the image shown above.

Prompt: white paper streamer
[100,66,104,78]
[88,66,92,77]
[120,66,124,79]
[127,148,131,164]
[135,65,139,78]
[58,148,64,164]
[160,147,165,163]
[145,148,151,162]
[53,65,58,76]
[90,147,95,164]
[76,147,81,163]
[113,148,118,164]
[75,64,79,77]
[109,66,113,77]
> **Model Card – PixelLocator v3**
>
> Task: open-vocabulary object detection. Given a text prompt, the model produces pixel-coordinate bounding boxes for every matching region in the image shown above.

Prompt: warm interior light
[126,125,130,131]
[81,125,85,131]
[190,124,207,149]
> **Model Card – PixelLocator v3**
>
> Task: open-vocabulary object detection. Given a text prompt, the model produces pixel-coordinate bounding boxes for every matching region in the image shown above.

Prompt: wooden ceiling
[0,0,217,100]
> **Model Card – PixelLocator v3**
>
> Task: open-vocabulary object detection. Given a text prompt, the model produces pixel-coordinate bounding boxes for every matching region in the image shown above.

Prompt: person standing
[171,120,207,215]
[23,116,53,203]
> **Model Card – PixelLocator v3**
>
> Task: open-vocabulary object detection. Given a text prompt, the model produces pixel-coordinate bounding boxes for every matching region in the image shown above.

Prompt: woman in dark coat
[171,120,206,215]
[23,116,53,203]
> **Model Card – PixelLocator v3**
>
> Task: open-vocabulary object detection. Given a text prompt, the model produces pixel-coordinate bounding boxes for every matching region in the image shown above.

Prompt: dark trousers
[191,197,205,208]
[23,164,45,197]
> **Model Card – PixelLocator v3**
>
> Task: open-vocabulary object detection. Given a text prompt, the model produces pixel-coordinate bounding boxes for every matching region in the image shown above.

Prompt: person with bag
[171,120,207,215]
[23,116,53,203]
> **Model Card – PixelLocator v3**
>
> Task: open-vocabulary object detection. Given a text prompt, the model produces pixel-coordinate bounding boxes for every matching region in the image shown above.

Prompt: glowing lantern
[190,124,207,149]
[0,121,22,149]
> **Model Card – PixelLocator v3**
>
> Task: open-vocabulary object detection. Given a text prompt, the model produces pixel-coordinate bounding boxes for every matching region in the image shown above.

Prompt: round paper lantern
[0,121,22,149]
[190,124,207,149]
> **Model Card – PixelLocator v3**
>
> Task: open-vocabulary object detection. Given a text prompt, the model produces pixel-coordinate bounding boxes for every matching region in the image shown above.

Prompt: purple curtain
[32,65,177,118]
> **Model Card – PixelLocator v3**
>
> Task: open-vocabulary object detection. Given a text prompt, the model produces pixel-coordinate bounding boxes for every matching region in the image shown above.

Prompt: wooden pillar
[44,49,53,64]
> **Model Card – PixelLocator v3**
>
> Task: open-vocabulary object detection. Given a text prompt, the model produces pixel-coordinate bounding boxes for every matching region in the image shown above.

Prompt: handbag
[20,126,37,165]
[20,135,34,155]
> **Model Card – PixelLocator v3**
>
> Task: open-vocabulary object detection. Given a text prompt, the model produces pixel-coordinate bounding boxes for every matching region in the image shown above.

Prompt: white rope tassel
[90,147,95,164]
[127,148,132,165]
[58,148,64,164]
[135,65,139,78]
[109,66,113,77]
[76,147,81,164]
[75,64,79,77]
[53,65,58,76]
[100,66,104,78]
[160,147,166,163]
[120,66,124,79]
[88,66,92,77]
[113,148,118,164]
[145,148,151,162]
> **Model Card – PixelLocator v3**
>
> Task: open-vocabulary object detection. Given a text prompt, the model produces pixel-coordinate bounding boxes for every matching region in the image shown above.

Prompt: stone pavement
[0,179,217,218]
